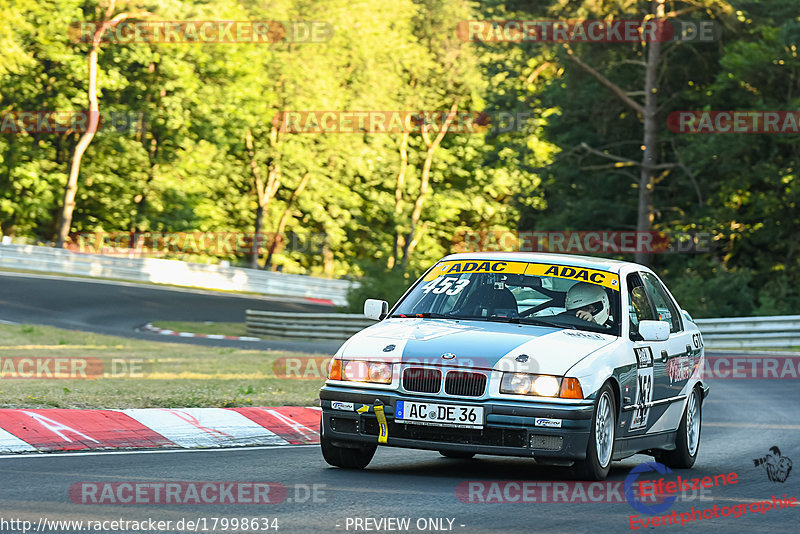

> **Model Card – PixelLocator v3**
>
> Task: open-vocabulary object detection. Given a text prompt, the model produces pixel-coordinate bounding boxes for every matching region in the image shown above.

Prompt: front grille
[444,371,487,397]
[403,367,442,393]
[363,419,526,448]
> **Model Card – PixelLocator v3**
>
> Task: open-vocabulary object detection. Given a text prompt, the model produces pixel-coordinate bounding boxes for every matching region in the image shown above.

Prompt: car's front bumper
[319,385,595,463]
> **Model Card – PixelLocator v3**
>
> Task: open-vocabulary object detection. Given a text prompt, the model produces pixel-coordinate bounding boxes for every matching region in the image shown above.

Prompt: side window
[641,273,682,333]
[627,274,656,340]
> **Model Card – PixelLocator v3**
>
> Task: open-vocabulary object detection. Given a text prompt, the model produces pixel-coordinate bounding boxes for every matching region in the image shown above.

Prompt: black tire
[320,433,377,469]
[439,450,475,459]
[657,386,701,469]
[573,383,616,481]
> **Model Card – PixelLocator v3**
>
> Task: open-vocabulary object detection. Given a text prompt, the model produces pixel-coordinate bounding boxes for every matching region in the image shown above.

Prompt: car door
[625,273,668,434]
[639,272,693,432]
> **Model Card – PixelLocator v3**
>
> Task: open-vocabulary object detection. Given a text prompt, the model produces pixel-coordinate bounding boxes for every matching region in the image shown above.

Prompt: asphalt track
[1,272,798,532]
[0,378,797,533]
[0,271,341,354]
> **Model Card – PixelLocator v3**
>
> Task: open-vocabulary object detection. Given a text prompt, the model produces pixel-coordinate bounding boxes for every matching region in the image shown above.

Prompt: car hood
[340,318,617,376]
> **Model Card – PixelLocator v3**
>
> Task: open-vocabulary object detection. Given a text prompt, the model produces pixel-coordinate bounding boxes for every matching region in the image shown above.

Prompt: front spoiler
[320,385,594,462]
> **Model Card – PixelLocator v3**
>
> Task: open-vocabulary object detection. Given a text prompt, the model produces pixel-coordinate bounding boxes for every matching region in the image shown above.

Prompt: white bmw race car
[319,253,708,480]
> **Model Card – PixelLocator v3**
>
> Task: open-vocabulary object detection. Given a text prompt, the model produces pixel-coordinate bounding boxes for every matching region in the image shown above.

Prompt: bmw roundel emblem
[441,352,456,360]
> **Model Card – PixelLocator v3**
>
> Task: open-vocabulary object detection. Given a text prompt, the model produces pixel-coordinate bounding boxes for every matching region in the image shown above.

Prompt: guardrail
[0,243,354,306]
[245,311,800,348]
[246,310,376,341]
[694,315,800,348]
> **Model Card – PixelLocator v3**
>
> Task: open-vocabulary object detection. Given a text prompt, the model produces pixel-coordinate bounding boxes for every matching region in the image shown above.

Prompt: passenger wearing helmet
[565,282,611,326]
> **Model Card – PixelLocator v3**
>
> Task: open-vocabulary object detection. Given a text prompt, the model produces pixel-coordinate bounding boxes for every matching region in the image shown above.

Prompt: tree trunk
[635,0,665,266]
[264,172,311,270]
[245,129,265,268]
[563,0,670,266]
[55,48,100,248]
[400,101,459,268]
[55,9,144,247]
[388,130,410,269]
[245,126,281,268]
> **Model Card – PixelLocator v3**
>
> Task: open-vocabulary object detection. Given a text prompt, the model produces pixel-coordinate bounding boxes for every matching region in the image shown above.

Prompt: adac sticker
[524,263,620,291]
[423,260,528,281]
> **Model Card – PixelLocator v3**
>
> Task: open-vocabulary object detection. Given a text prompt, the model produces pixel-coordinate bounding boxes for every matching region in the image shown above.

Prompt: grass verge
[0,324,328,409]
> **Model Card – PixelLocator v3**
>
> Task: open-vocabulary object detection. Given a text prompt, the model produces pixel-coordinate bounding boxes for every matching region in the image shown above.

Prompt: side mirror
[364,299,388,321]
[638,320,670,342]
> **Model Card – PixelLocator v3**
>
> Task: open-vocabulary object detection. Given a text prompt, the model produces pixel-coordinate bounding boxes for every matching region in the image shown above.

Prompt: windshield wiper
[517,316,610,334]
[513,316,565,328]
[485,316,523,324]
[513,316,588,330]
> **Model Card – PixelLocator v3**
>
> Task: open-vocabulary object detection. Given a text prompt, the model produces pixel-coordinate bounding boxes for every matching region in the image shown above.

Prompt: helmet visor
[582,301,605,316]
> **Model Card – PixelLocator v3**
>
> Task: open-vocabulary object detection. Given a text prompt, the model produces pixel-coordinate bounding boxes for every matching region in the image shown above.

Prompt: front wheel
[573,383,616,480]
[657,386,701,469]
[320,434,377,469]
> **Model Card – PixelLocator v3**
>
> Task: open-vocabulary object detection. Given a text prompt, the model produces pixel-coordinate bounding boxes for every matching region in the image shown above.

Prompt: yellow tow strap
[354,401,389,444]
[374,403,388,444]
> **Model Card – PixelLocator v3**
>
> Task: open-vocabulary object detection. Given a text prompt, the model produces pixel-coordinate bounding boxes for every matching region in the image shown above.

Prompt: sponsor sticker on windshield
[423,260,528,280]
[526,263,619,290]
[424,260,619,291]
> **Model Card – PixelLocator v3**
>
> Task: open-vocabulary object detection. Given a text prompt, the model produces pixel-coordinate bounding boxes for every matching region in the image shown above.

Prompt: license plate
[395,401,483,429]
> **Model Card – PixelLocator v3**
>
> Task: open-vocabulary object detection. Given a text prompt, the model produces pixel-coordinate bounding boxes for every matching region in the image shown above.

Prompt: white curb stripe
[122,408,289,448]
[140,322,262,342]
[0,427,37,453]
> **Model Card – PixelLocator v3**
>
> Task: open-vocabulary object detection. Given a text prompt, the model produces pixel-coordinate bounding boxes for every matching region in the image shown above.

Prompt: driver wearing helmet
[565,282,611,326]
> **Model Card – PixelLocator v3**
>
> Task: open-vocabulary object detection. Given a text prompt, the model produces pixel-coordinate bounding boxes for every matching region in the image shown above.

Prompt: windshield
[392,260,621,335]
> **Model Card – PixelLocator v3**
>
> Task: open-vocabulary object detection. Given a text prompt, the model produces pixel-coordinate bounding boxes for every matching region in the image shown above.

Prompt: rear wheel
[657,386,701,469]
[439,450,475,459]
[573,383,616,481]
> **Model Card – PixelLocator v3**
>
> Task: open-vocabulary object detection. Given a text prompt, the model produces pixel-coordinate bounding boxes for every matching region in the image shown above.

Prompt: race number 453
[630,347,654,431]
[420,277,470,295]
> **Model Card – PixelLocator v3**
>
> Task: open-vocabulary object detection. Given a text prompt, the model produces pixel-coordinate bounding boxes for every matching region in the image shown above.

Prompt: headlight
[335,360,393,384]
[532,375,560,397]
[343,360,369,381]
[368,362,392,384]
[500,372,561,397]
[500,373,532,395]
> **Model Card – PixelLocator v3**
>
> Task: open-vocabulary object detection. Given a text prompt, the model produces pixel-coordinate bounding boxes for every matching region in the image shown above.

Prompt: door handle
[661,350,668,363]
[685,344,692,356]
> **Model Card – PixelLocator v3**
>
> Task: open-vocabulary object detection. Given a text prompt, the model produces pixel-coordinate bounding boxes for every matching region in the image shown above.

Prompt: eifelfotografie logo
[754,446,793,483]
